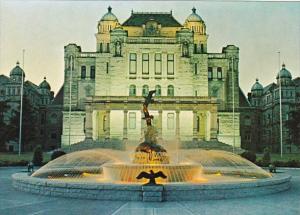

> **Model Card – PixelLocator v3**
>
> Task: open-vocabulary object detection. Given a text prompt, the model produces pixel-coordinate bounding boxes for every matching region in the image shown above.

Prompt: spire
[108,6,112,13]
[44,76,46,80]
[282,63,285,69]
[16,61,20,66]
[256,78,259,82]
[192,7,196,13]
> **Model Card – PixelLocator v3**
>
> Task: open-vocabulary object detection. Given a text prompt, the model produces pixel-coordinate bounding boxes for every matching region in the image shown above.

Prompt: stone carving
[114,41,122,57]
[136,170,167,185]
[182,41,189,57]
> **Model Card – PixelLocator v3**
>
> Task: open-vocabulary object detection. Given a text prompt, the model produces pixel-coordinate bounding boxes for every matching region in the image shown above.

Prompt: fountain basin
[103,163,202,183]
[12,173,291,201]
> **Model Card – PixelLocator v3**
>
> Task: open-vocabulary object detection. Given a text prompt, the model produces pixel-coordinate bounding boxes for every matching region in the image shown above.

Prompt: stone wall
[13,173,291,202]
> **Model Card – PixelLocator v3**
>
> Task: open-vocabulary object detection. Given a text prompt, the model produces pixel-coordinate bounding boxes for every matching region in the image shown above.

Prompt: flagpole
[18,49,25,156]
[278,51,283,158]
[232,56,235,153]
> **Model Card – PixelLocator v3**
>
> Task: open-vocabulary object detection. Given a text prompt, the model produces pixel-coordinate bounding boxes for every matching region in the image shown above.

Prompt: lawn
[256,153,300,162]
[0,152,51,166]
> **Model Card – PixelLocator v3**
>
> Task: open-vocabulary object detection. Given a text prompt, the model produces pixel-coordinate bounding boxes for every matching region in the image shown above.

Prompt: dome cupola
[10,61,25,82]
[251,79,263,97]
[185,7,203,22]
[100,6,118,22]
[276,64,292,86]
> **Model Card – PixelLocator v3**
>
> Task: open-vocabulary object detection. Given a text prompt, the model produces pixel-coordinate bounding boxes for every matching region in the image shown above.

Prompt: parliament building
[61,7,241,149]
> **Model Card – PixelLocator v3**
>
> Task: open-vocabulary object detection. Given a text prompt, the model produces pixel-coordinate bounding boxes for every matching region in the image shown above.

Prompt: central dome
[10,62,25,78]
[251,79,263,91]
[277,64,292,79]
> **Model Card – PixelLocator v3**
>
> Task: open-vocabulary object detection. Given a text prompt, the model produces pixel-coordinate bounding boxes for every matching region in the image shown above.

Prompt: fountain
[12,90,291,201]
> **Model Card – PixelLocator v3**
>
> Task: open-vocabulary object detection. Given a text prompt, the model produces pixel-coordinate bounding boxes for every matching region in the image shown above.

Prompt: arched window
[167,85,174,96]
[81,66,86,79]
[155,85,161,96]
[142,85,149,96]
[129,85,136,96]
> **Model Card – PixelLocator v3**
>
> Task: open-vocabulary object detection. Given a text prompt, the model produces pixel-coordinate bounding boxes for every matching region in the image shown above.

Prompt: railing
[208,53,225,59]
[126,37,177,44]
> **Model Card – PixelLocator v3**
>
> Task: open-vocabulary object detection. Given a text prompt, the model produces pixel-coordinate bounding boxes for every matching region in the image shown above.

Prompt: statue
[136,170,167,185]
[115,41,121,56]
[133,90,169,164]
[182,42,189,57]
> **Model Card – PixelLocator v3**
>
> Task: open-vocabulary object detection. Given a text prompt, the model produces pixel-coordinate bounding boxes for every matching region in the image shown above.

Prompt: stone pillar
[193,110,198,142]
[199,112,205,140]
[210,110,218,140]
[105,110,110,141]
[123,110,128,144]
[205,111,211,141]
[176,110,180,140]
[85,104,93,141]
[158,110,163,141]
[140,110,145,141]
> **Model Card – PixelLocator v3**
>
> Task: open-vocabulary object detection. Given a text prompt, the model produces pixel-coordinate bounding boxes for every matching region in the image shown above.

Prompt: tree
[10,96,39,151]
[287,107,300,146]
[0,101,16,151]
[32,145,43,166]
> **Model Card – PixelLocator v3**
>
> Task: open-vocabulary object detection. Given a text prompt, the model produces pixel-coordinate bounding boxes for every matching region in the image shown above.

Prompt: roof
[293,77,300,86]
[276,64,292,79]
[263,83,276,94]
[239,87,251,107]
[251,79,263,91]
[185,7,203,22]
[122,12,182,27]
[51,86,64,105]
[100,6,118,22]
[0,75,9,83]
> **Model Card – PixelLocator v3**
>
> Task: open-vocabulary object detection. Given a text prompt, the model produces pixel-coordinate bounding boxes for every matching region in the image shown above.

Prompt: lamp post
[278,51,283,158]
[232,56,235,153]
[68,56,73,152]
[18,49,25,156]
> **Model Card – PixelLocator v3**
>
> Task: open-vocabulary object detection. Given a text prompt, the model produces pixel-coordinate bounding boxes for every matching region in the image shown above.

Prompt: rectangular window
[81,66,86,79]
[100,43,103,53]
[200,44,204,53]
[167,54,174,75]
[129,112,136,129]
[106,43,110,53]
[208,67,213,80]
[194,44,197,54]
[90,66,95,79]
[194,63,198,75]
[155,53,162,75]
[167,113,175,129]
[106,62,109,74]
[142,53,149,74]
[217,67,222,80]
[129,53,137,74]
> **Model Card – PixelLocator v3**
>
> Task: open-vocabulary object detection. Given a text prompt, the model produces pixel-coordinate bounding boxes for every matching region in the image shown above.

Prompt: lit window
[90,66,95,79]
[129,85,136,96]
[142,85,149,96]
[129,53,137,74]
[208,67,212,80]
[155,85,161,96]
[167,85,174,96]
[142,53,149,74]
[217,67,222,80]
[155,53,162,75]
[81,66,86,79]
[167,113,174,129]
[129,112,136,129]
[167,54,174,75]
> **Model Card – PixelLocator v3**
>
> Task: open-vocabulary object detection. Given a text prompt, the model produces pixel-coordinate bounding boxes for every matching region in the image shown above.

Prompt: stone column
[85,104,93,141]
[158,110,163,141]
[193,110,198,142]
[105,110,110,141]
[176,110,180,140]
[210,109,218,140]
[205,111,211,141]
[123,110,128,144]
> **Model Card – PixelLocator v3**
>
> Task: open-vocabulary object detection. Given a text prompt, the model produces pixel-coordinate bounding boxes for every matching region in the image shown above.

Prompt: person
[27,161,34,174]
[115,41,121,56]
[182,42,189,57]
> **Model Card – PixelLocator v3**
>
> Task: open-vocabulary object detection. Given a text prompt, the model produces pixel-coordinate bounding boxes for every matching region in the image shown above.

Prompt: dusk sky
[0,1,299,95]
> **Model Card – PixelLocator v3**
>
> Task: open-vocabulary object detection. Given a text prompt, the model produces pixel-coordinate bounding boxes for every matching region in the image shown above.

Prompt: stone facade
[61,7,241,149]
[243,65,300,153]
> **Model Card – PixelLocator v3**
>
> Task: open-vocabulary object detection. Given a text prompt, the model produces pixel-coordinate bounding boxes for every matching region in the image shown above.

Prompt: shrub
[51,150,66,160]
[240,151,256,163]
[32,145,43,166]
[262,147,271,166]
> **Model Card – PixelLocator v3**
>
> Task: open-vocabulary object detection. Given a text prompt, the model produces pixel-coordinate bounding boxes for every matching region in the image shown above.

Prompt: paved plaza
[0,167,300,215]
